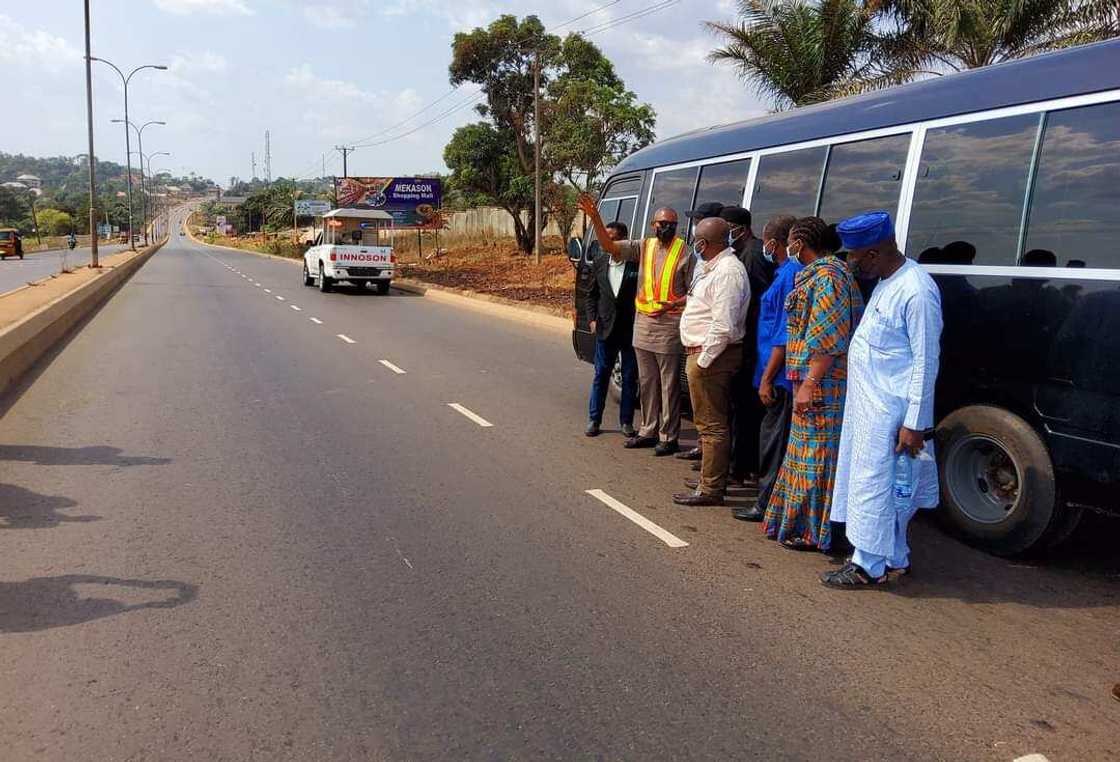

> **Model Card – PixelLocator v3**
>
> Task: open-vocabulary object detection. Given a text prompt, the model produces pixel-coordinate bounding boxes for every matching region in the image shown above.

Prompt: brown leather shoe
[675,447,701,461]
[624,436,658,449]
[672,491,724,506]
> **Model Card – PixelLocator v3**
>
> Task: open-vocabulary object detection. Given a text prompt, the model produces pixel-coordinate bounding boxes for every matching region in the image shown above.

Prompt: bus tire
[936,405,1059,557]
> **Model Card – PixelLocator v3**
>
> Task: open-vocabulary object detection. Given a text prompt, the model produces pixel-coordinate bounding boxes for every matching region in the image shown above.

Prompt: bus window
[1022,101,1120,269]
[748,147,827,231]
[617,197,637,234]
[642,166,699,236]
[589,198,621,262]
[818,133,909,224]
[906,114,1038,265]
[686,158,752,241]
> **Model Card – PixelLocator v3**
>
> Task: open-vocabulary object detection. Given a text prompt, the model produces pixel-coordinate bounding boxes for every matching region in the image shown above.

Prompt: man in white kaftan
[822,211,943,588]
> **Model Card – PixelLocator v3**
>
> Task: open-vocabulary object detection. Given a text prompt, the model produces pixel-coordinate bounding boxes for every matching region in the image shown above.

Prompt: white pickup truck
[303,208,395,294]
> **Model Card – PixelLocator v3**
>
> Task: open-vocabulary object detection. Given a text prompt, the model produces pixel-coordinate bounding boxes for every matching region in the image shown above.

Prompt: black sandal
[886,565,912,579]
[820,562,888,588]
[780,537,818,552]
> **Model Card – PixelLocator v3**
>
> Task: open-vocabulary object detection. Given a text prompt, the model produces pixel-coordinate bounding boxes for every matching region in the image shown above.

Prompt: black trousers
[730,364,766,478]
[754,385,793,511]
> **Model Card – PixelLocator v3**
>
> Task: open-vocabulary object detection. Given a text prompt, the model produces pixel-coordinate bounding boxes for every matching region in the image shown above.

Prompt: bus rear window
[1022,101,1120,269]
[907,114,1038,266]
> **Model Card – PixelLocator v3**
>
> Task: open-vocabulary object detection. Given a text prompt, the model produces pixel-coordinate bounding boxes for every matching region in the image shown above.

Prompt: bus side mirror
[567,237,583,263]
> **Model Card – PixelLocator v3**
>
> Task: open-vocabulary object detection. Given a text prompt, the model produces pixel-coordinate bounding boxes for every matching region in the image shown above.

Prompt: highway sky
[2,0,771,186]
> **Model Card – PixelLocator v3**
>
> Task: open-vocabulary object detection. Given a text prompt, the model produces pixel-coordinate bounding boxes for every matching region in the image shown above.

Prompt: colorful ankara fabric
[764,255,863,550]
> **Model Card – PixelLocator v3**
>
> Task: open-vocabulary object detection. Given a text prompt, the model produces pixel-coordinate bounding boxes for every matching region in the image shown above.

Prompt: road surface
[0,243,128,296]
[1,210,1117,760]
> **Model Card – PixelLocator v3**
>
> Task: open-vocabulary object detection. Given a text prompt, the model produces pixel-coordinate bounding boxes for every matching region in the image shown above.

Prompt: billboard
[334,176,443,229]
[294,199,331,217]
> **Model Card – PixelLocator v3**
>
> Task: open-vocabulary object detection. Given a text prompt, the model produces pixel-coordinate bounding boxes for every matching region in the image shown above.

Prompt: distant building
[15,174,41,189]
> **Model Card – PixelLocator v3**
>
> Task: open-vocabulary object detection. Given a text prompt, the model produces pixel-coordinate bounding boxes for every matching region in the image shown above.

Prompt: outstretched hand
[577,193,598,218]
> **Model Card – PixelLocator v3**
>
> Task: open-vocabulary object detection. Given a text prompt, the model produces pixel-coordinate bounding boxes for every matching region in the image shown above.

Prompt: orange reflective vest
[634,236,686,315]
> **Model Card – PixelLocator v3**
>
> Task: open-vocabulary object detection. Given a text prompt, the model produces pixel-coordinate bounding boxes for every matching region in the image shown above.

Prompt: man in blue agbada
[821,211,943,588]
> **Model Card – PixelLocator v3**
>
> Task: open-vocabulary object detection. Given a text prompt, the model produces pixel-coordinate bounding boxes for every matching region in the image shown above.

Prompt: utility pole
[532,49,542,265]
[322,153,326,179]
[83,0,99,267]
[334,145,354,178]
[251,151,256,180]
[264,130,272,183]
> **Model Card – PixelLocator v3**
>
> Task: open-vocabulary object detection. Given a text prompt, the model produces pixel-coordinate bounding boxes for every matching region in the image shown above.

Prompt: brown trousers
[686,344,743,495]
[635,348,682,443]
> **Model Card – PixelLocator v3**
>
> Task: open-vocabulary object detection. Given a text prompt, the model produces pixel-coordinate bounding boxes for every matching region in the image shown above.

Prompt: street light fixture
[113,118,165,245]
[89,57,167,251]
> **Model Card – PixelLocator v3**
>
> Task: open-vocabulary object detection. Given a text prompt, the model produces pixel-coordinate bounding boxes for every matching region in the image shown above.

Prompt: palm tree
[706,0,914,109]
[877,0,1119,70]
[708,0,1119,110]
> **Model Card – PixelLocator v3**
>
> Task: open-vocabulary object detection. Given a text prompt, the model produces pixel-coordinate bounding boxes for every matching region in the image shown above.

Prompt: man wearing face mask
[823,211,943,588]
[720,205,775,488]
[673,216,751,506]
[734,214,799,522]
[579,194,695,455]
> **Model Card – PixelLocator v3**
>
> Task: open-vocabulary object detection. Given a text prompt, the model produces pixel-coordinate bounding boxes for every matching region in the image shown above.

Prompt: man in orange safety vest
[580,193,696,455]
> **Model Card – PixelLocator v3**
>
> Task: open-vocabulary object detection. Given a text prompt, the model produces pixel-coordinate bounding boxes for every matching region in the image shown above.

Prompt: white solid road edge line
[447,403,493,428]
[379,359,407,375]
[1014,756,1052,762]
[337,333,356,344]
[309,317,323,324]
[585,489,690,549]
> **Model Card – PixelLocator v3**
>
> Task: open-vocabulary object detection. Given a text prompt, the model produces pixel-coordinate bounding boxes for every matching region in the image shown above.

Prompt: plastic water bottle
[893,453,914,506]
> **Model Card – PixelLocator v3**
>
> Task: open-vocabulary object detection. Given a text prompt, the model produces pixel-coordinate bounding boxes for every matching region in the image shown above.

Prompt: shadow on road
[0,444,171,467]
[895,513,1120,608]
[0,483,98,529]
[0,574,198,633]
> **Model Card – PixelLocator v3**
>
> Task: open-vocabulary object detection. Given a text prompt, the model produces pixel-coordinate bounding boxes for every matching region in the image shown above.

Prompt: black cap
[686,201,724,220]
[719,206,752,227]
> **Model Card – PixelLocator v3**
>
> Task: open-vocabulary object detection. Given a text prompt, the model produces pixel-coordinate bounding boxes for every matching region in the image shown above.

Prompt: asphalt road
[1,210,1117,761]
[0,243,128,295]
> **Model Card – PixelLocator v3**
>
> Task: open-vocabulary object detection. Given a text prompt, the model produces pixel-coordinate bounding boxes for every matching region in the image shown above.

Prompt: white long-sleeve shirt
[679,248,751,368]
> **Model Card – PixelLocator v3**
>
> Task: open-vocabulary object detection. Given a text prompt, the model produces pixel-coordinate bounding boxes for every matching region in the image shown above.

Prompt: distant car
[0,228,23,260]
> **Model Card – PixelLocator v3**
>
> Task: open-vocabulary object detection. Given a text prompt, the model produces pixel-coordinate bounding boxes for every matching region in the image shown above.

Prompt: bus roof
[614,39,1120,175]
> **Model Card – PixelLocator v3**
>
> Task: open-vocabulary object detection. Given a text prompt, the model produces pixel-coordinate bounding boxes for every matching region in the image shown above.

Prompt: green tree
[449,15,655,252]
[36,208,74,236]
[444,122,537,251]
[707,0,1120,109]
[878,0,1120,71]
[0,187,24,227]
[545,36,656,195]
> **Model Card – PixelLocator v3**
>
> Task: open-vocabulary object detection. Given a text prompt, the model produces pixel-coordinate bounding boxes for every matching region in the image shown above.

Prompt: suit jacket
[586,254,639,342]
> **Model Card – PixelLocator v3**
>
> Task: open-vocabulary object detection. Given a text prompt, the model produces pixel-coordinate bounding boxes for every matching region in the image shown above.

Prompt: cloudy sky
[2,0,770,186]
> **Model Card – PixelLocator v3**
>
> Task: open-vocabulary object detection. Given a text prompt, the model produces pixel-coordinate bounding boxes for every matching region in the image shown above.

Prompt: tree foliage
[707,0,1120,109]
[447,14,655,253]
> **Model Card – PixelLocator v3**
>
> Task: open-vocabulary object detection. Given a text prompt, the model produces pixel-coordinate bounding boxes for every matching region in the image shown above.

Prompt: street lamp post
[82,0,99,267]
[114,119,165,246]
[147,153,170,240]
[89,57,166,251]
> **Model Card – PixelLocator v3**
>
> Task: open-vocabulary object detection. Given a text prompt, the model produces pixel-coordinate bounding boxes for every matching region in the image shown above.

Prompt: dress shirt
[679,248,750,368]
[607,256,626,297]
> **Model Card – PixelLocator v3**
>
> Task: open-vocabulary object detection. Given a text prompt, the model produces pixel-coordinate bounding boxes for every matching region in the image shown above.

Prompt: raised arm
[577,193,622,258]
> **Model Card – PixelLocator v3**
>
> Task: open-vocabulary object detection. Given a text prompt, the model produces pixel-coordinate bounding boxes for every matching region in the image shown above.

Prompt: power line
[580,0,679,36]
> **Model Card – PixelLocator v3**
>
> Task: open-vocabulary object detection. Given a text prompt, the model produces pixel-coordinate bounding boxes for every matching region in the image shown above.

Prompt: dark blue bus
[569,39,1120,556]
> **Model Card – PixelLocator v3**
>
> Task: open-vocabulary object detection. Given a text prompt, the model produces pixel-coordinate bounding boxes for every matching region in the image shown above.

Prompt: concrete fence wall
[443,207,587,239]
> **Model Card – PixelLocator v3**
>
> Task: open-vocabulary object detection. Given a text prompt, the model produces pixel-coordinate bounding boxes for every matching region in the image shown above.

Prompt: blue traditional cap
[836,211,895,250]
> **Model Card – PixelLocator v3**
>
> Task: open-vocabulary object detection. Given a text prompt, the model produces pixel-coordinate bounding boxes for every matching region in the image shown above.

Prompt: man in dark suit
[586,222,640,437]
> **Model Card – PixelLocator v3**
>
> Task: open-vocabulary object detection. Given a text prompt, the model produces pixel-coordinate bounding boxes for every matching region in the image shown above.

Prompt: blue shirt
[754,257,803,390]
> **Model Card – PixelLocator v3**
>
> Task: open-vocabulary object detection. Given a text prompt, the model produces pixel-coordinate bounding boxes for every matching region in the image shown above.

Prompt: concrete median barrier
[0,241,164,398]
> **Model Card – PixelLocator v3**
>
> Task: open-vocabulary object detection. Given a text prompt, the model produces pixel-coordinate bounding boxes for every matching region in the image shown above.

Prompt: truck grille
[345,267,383,277]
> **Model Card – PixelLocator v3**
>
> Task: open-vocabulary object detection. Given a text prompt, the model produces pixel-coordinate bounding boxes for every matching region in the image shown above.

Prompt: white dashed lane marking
[309,317,323,324]
[290,305,302,311]
[585,489,689,549]
[275,295,285,301]
[447,403,492,428]
[337,334,356,344]
[379,360,406,375]
[264,289,272,293]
